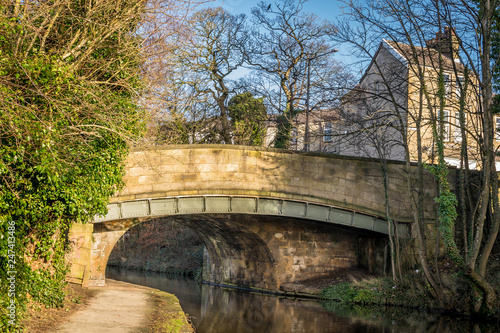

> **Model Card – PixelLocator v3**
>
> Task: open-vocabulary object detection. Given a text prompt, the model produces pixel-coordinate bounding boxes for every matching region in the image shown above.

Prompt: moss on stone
[148,290,193,333]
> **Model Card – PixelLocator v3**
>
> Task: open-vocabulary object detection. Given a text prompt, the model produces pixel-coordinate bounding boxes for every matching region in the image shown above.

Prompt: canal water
[106,266,496,332]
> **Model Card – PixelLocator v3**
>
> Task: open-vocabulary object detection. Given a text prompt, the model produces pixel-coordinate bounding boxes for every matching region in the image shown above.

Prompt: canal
[106,266,496,332]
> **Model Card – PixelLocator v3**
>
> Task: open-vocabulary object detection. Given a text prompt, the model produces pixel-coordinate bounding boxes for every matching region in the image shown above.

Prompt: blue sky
[217,0,344,19]
[207,1,357,67]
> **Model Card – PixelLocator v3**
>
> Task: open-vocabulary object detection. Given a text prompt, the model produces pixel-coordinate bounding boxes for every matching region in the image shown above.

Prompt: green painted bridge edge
[93,195,409,237]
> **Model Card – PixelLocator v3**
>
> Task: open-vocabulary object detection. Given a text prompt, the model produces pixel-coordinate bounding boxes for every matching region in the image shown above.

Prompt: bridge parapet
[108,144,441,224]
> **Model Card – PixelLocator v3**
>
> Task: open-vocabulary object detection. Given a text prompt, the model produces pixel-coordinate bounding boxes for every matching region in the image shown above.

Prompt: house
[334,27,482,166]
[263,27,483,165]
[263,109,341,153]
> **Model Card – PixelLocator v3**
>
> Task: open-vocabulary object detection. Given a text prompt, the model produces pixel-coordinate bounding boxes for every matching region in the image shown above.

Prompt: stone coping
[130,144,411,165]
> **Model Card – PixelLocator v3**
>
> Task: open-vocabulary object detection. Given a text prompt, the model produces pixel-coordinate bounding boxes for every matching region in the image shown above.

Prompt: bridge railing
[94,195,409,236]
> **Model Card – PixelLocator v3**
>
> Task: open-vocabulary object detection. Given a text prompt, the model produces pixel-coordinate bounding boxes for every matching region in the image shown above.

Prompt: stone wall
[86,218,144,286]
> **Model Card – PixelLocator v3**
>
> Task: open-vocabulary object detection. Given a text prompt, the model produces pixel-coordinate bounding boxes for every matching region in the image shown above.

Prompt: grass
[319,276,428,309]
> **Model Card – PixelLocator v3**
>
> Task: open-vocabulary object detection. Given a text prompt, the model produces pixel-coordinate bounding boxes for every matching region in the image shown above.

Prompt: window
[453,111,462,142]
[323,123,332,142]
[443,74,451,96]
[440,110,450,142]
[496,117,500,141]
[290,127,298,147]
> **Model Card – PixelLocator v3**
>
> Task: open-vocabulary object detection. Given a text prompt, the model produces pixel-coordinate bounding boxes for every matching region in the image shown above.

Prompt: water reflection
[106,267,497,333]
[197,286,389,333]
[106,266,202,320]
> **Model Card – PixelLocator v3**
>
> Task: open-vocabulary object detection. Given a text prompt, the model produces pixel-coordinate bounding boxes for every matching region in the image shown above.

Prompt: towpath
[52,279,192,333]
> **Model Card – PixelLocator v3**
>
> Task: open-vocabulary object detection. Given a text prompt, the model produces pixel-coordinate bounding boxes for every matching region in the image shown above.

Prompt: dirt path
[52,279,192,333]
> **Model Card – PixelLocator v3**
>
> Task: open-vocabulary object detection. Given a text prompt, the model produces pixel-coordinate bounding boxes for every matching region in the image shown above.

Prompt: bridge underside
[68,211,390,291]
[178,214,389,291]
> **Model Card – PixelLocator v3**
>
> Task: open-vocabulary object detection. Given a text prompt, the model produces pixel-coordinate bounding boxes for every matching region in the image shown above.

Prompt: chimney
[426,26,460,63]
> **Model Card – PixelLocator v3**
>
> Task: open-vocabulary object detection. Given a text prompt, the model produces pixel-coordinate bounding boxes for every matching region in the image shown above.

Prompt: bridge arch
[87,195,403,290]
[109,144,437,223]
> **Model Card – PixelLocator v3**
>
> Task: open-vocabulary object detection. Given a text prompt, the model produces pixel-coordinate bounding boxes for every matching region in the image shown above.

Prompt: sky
[217,0,344,18]
[208,0,357,66]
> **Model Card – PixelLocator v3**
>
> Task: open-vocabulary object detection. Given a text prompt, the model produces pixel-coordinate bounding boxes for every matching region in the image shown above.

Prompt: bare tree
[337,0,500,312]
[247,0,337,148]
[156,6,249,144]
[139,0,215,145]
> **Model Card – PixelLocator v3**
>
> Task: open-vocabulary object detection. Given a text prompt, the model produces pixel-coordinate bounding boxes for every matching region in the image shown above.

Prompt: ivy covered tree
[228,92,268,146]
[491,4,500,91]
[0,1,146,330]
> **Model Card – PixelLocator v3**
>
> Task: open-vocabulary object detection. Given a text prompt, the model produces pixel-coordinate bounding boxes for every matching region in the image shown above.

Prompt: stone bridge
[67,145,442,292]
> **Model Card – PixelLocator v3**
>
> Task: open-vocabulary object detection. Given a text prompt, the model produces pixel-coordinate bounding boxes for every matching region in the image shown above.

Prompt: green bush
[320,283,358,303]
[353,289,375,304]
[0,2,145,330]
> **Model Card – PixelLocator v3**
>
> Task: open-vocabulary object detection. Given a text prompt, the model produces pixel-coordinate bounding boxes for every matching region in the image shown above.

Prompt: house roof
[383,39,466,73]
[342,36,468,102]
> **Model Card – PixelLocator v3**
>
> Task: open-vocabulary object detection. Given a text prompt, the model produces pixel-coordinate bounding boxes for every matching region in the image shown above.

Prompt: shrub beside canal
[320,277,428,309]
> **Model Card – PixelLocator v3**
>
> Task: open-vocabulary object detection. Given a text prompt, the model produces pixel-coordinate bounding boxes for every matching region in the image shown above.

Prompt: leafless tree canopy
[334,0,500,312]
